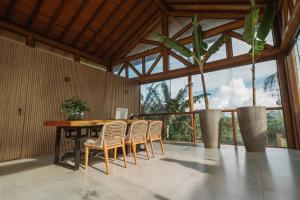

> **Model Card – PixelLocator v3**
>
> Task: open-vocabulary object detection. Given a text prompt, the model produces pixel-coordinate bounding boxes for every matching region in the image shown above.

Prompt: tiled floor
[1,143,300,200]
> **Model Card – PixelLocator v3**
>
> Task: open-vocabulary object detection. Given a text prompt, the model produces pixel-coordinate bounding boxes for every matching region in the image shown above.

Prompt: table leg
[74,129,81,170]
[55,127,62,163]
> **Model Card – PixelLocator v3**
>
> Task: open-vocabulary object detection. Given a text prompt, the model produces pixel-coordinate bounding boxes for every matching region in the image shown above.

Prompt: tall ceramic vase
[236,106,267,152]
[199,109,222,148]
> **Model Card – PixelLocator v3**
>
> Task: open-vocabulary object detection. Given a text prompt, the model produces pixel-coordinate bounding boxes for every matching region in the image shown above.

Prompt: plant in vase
[60,97,90,120]
[236,0,276,152]
[158,15,229,148]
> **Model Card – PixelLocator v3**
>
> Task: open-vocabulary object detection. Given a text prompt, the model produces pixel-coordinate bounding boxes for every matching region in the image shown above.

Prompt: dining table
[43,119,142,170]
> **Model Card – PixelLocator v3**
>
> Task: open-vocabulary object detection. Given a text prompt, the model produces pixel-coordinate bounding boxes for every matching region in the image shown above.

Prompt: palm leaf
[192,16,207,60]
[158,33,193,58]
[160,81,171,103]
[243,1,260,45]
[257,0,276,41]
[206,35,228,59]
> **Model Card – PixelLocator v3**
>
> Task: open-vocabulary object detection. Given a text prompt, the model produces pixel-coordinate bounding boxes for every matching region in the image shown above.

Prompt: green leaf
[157,33,193,58]
[257,0,276,41]
[243,5,260,45]
[192,15,207,60]
[206,35,228,59]
[249,39,266,55]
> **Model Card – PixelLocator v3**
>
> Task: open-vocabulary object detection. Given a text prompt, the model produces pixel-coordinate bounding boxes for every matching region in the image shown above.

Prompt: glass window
[145,53,163,74]
[192,60,281,110]
[112,64,123,75]
[130,58,142,75]
[232,38,251,56]
[119,68,125,77]
[169,44,194,70]
[128,67,137,78]
[293,35,300,87]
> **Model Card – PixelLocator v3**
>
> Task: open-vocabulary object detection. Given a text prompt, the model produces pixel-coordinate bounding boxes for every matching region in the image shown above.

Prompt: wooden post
[74,54,80,62]
[231,111,237,145]
[188,76,197,143]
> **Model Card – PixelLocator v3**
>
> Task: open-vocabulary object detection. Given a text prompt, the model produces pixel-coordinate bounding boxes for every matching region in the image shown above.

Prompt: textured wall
[0,37,139,161]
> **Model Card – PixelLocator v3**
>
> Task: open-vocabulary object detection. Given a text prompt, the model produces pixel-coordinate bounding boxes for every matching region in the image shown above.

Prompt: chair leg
[144,141,149,160]
[132,142,137,165]
[159,138,164,155]
[150,139,155,158]
[103,143,109,175]
[114,147,117,161]
[129,144,132,157]
[121,140,127,168]
[84,145,89,169]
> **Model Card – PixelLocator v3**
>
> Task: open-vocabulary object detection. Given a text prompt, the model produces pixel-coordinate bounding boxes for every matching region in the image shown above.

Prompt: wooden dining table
[43,120,142,170]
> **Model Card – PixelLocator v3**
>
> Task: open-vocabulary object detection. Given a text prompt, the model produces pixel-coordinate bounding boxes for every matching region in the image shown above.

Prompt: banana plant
[158,15,228,110]
[243,0,276,106]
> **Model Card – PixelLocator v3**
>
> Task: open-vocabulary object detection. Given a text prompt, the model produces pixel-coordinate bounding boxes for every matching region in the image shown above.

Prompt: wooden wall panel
[0,37,139,161]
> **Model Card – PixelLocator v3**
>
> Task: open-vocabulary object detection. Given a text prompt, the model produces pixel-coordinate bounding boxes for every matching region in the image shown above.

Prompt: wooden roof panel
[0,0,270,64]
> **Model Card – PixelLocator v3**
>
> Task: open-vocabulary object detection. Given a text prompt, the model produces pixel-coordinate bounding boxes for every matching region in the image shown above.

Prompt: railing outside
[139,107,287,148]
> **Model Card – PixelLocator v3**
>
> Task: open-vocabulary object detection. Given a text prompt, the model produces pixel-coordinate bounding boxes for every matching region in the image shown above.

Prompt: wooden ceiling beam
[127,61,142,77]
[26,0,45,28]
[4,0,17,19]
[139,39,161,46]
[0,19,108,65]
[146,54,162,75]
[139,47,281,83]
[83,1,124,51]
[112,11,161,60]
[58,0,89,41]
[112,18,245,65]
[71,0,105,47]
[95,1,150,58]
[168,50,193,68]
[101,2,157,59]
[153,0,168,11]
[44,0,67,35]
[94,0,140,55]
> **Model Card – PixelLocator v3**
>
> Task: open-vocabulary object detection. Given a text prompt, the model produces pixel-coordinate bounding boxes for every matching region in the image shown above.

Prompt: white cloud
[194,77,279,110]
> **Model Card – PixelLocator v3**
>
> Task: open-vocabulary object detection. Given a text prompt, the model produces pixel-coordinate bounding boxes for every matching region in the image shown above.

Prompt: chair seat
[85,139,103,149]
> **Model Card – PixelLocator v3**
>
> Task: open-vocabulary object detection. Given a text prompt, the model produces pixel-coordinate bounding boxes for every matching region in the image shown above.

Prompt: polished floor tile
[0,143,300,200]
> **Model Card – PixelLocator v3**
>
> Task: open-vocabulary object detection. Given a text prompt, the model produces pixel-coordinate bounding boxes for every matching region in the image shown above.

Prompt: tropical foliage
[243,0,276,106]
[141,81,206,141]
[158,15,228,109]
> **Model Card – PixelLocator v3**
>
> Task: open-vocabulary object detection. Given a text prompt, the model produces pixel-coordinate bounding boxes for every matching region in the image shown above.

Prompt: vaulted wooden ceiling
[0,0,269,65]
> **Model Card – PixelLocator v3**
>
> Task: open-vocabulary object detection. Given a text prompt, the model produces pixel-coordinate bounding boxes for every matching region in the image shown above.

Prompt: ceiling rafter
[58,0,89,41]
[100,1,156,59]
[97,1,153,58]
[71,0,105,47]
[153,0,168,11]
[139,39,161,46]
[4,0,18,19]
[26,0,45,28]
[112,18,245,65]
[112,11,161,60]
[94,0,140,55]
[83,1,124,51]
[44,0,68,35]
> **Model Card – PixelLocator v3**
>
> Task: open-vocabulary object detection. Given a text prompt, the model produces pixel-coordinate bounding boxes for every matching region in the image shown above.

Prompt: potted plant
[236,0,276,152]
[60,97,90,120]
[158,15,229,148]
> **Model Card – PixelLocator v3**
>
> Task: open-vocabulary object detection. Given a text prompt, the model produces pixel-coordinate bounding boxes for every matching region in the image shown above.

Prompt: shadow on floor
[161,157,219,174]
[0,158,51,176]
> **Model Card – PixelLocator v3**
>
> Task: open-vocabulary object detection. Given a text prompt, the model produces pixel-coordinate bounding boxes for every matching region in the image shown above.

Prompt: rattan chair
[147,121,164,158]
[84,121,127,175]
[125,120,149,164]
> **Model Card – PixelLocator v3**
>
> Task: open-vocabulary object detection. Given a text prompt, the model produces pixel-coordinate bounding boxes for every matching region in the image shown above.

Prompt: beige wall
[0,37,139,161]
